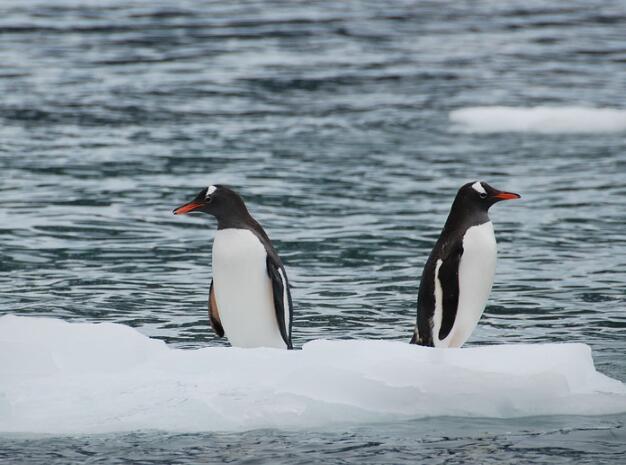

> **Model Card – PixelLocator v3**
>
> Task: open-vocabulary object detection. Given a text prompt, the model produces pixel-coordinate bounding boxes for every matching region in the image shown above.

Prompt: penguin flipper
[266,255,294,349]
[413,257,437,346]
[437,242,464,341]
[208,279,225,338]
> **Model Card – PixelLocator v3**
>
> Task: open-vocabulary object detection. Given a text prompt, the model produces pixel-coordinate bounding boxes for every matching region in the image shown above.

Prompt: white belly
[440,221,497,348]
[212,229,286,349]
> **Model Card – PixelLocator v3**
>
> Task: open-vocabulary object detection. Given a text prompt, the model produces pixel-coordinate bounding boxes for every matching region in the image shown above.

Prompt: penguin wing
[266,255,294,349]
[208,279,225,337]
[437,241,464,341]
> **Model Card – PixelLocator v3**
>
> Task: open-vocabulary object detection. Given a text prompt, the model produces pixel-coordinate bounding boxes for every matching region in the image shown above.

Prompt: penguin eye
[479,192,487,199]
[205,195,213,203]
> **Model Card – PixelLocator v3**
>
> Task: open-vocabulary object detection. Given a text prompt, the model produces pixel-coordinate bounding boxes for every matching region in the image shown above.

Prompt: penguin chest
[446,221,497,347]
[212,229,285,349]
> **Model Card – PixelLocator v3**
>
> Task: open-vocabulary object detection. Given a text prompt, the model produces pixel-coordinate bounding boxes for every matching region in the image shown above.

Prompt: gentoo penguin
[410,181,520,348]
[173,185,293,349]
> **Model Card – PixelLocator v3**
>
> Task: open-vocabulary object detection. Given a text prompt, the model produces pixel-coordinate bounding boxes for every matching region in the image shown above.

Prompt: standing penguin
[411,181,520,348]
[174,185,293,349]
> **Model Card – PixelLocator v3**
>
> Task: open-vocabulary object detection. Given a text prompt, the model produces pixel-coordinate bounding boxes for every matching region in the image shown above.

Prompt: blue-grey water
[1,0,625,463]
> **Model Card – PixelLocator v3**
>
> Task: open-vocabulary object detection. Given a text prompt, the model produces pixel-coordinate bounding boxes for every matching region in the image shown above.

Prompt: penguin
[173,185,293,349]
[410,181,520,348]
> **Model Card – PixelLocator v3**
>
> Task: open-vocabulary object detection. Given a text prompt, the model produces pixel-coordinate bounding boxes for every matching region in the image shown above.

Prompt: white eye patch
[471,181,486,195]
[205,185,217,198]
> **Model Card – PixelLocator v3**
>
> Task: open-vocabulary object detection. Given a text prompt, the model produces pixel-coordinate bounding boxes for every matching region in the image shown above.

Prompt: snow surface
[1,315,625,435]
[449,107,626,133]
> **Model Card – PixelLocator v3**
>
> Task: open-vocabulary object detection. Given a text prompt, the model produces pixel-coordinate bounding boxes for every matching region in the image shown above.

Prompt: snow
[449,107,626,133]
[1,315,625,435]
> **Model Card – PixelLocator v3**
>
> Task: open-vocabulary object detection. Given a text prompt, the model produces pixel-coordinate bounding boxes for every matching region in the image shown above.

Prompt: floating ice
[1,315,625,435]
[450,106,626,133]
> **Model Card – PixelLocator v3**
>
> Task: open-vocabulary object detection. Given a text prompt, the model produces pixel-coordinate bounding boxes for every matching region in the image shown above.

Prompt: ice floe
[1,315,625,435]
[450,106,626,133]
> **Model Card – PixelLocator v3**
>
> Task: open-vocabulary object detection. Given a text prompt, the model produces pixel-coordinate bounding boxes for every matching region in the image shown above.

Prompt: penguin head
[173,185,250,222]
[459,181,521,210]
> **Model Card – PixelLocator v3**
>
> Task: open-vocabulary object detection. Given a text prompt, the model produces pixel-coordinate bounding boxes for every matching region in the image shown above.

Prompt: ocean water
[1,0,625,463]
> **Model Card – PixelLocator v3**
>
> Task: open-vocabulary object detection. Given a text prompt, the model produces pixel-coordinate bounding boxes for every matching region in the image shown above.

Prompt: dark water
[2,416,626,465]
[1,0,625,463]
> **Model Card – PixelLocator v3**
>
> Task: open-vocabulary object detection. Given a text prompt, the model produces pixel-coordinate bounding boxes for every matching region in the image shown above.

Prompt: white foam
[1,315,625,435]
[450,106,626,133]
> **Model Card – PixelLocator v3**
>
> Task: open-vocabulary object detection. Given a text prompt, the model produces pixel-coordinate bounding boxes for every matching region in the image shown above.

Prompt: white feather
[433,222,496,348]
[212,229,287,349]
[471,181,486,195]
[206,185,217,198]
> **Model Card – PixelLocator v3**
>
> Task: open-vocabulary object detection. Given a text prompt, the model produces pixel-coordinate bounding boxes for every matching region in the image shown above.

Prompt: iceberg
[1,315,625,435]
[449,106,626,133]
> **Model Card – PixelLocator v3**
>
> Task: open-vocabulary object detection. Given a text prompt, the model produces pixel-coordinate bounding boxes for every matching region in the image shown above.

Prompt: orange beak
[173,201,204,215]
[494,192,521,200]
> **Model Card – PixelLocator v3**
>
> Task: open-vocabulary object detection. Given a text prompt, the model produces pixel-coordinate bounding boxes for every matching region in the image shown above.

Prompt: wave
[449,106,626,133]
[1,315,625,435]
